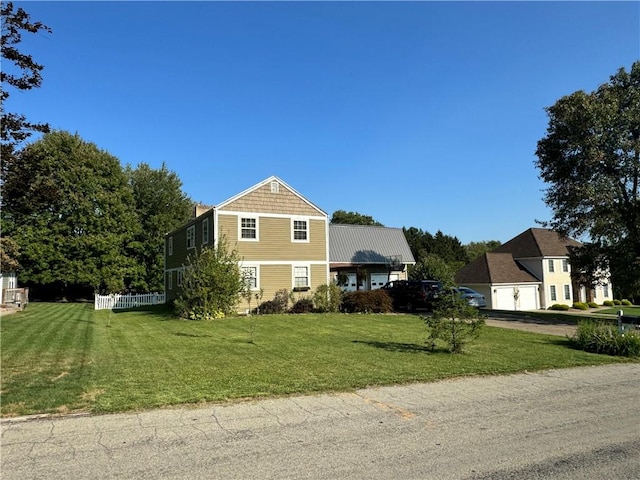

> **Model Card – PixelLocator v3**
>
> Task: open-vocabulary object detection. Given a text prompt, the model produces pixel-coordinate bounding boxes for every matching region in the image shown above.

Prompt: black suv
[382,280,443,311]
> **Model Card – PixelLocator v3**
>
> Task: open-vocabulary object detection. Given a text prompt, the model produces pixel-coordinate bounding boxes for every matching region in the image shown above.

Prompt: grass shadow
[173,332,212,338]
[111,304,176,320]
[352,340,437,354]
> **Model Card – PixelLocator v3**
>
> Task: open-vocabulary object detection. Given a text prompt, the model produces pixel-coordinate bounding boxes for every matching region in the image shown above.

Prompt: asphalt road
[2,364,639,479]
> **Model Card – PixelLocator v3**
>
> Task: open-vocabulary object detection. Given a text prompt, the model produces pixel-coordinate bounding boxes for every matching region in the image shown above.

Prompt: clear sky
[8,1,639,244]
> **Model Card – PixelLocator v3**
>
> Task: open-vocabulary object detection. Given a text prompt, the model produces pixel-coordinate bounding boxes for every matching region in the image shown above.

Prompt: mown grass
[596,306,640,316]
[1,303,635,417]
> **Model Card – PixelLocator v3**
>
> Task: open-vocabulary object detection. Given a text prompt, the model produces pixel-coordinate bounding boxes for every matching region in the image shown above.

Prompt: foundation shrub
[341,290,393,313]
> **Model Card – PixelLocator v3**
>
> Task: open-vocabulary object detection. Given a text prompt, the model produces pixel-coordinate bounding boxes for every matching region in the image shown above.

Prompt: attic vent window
[271,181,280,193]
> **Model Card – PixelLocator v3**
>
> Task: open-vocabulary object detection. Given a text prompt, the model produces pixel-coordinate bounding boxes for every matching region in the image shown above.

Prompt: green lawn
[596,306,640,316]
[1,303,634,417]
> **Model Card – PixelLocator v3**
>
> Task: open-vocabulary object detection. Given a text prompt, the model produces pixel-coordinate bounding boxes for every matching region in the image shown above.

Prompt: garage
[494,285,538,311]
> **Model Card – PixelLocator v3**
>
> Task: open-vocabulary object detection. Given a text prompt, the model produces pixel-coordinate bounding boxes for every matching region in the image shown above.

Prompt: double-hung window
[292,219,308,242]
[202,218,209,245]
[562,259,569,273]
[241,217,257,240]
[294,266,309,289]
[186,225,195,249]
[167,272,173,290]
[548,259,555,273]
[242,266,258,290]
[550,285,557,302]
[563,284,571,300]
[168,236,173,256]
[177,269,184,287]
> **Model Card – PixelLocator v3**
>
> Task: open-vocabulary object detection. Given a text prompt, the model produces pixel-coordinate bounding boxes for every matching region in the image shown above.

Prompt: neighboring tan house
[455,228,614,311]
[165,176,330,312]
[329,224,415,291]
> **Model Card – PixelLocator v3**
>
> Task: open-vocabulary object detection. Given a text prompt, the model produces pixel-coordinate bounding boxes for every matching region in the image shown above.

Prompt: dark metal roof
[329,224,415,265]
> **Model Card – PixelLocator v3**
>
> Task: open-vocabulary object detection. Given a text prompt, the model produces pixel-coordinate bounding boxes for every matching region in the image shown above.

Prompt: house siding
[218,214,327,262]
[219,182,322,216]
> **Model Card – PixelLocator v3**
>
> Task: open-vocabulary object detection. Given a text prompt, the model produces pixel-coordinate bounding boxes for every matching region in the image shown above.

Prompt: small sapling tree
[423,289,484,353]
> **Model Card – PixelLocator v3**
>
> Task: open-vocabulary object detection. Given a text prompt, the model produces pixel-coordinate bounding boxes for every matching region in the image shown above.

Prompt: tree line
[2,3,638,301]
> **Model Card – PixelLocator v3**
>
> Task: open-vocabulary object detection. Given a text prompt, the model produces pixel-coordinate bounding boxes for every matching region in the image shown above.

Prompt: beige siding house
[456,228,614,311]
[165,176,330,312]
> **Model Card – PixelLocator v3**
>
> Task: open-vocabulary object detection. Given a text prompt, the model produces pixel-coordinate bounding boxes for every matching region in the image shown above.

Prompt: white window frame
[177,269,184,287]
[563,284,571,301]
[239,216,259,241]
[548,259,555,273]
[167,272,173,290]
[291,218,309,242]
[293,264,310,289]
[270,181,280,193]
[550,285,557,302]
[202,218,209,245]
[603,283,610,298]
[562,259,569,273]
[186,225,196,249]
[168,236,173,256]
[242,265,259,291]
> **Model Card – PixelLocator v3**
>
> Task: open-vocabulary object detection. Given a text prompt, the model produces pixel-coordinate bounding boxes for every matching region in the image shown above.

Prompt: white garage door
[517,286,538,310]
[495,287,517,310]
[370,273,390,290]
[494,286,538,311]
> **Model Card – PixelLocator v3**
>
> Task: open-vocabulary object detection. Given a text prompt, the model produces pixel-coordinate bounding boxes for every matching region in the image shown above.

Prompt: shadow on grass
[352,340,443,354]
[111,304,176,320]
[173,332,212,338]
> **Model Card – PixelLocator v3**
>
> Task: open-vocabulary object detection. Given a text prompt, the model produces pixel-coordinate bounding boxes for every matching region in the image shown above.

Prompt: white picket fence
[94,292,166,310]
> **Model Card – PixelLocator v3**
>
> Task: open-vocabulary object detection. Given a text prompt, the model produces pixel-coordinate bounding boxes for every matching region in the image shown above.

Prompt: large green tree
[1,2,51,161]
[127,162,192,292]
[330,210,383,226]
[2,131,140,298]
[535,61,640,300]
[465,240,501,262]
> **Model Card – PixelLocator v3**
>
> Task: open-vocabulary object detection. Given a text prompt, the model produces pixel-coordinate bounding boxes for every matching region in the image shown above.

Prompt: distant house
[329,224,415,291]
[0,271,17,305]
[455,228,614,311]
[165,176,414,312]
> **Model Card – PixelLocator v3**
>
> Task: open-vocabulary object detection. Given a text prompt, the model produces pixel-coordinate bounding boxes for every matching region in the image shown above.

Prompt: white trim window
[202,218,209,245]
[168,236,173,256]
[186,225,196,249]
[562,259,569,273]
[550,285,557,302]
[293,265,310,289]
[563,284,571,301]
[271,181,280,193]
[177,269,184,287]
[603,283,610,298]
[240,217,258,241]
[548,259,555,273]
[292,219,309,242]
[242,266,258,290]
[167,272,173,290]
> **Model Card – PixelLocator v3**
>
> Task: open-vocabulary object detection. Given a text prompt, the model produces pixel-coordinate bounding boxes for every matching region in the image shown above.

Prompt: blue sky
[9,1,639,244]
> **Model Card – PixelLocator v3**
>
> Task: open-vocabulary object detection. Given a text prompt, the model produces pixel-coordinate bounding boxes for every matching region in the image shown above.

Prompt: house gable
[217,176,326,217]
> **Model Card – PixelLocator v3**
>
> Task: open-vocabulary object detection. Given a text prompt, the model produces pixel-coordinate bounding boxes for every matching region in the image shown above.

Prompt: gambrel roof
[329,224,415,265]
[493,228,582,258]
